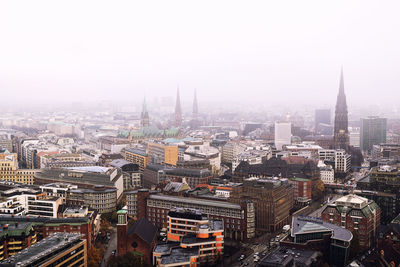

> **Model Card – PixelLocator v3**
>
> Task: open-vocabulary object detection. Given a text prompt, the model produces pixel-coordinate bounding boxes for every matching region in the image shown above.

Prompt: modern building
[349,127,360,148]
[0,222,37,260]
[153,208,224,266]
[321,194,380,250]
[109,159,141,189]
[124,147,149,171]
[126,189,255,241]
[283,142,322,159]
[360,116,387,153]
[0,213,98,249]
[0,153,36,184]
[334,69,349,151]
[275,122,292,150]
[117,210,157,265]
[67,186,117,214]
[230,177,293,233]
[142,163,212,189]
[35,166,123,199]
[148,141,179,166]
[318,149,351,174]
[39,182,78,203]
[221,142,246,164]
[258,247,322,267]
[280,216,353,267]
[0,233,87,267]
[372,143,400,161]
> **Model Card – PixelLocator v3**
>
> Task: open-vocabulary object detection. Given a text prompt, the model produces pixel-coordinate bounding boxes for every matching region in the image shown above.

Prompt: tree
[88,245,102,267]
[312,179,325,200]
[107,252,151,267]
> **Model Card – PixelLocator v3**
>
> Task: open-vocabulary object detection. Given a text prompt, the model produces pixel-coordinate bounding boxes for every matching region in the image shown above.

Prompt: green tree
[312,179,325,200]
[88,245,102,267]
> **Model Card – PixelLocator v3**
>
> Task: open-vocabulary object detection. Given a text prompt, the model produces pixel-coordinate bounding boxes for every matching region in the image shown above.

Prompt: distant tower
[174,87,182,127]
[334,68,349,150]
[141,97,149,127]
[193,89,198,119]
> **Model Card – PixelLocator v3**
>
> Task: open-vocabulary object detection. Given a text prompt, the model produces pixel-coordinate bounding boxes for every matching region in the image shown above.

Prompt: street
[101,228,117,267]
[308,194,341,217]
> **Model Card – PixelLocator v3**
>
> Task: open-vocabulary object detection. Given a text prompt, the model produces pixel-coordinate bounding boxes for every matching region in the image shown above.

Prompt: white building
[275,122,292,150]
[318,161,335,184]
[40,182,78,203]
[283,142,322,159]
[349,127,360,148]
[221,142,246,164]
[318,149,351,174]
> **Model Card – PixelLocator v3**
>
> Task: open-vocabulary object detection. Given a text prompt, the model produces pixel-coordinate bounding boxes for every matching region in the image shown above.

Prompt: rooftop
[0,233,83,267]
[292,216,353,242]
[259,247,321,266]
[149,194,242,210]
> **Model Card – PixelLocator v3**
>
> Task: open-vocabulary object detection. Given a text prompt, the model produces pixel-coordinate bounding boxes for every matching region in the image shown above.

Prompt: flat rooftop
[149,194,242,210]
[259,247,321,266]
[0,233,83,267]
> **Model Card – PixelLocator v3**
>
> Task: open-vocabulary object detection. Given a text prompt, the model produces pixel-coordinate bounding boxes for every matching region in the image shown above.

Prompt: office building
[230,177,293,232]
[372,143,400,161]
[360,116,387,153]
[67,186,117,214]
[126,189,255,241]
[318,149,351,174]
[148,141,178,166]
[221,142,246,164]
[153,208,224,266]
[349,127,360,148]
[275,122,292,150]
[280,216,353,267]
[321,194,380,250]
[35,166,123,199]
[124,147,149,171]
[0,222,37,260]
[0,233,87,267]
[334,69,349,151]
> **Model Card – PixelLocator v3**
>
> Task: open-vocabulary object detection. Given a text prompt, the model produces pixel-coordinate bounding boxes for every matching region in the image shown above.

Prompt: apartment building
[153,208,224,266]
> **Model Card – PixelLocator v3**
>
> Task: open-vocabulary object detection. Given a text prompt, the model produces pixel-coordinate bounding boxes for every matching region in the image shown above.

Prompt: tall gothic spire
[140,97,149,127]
[193,89,198,117]
[334,67,349,151]
[174,87,182,127]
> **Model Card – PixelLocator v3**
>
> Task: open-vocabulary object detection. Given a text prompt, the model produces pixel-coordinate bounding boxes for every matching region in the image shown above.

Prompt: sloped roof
[128,217,157,245]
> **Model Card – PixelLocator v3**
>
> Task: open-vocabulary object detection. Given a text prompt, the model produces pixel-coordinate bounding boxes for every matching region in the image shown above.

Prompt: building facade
[275,122,292,150]
[321,194,380,250]
[360,116,387,153]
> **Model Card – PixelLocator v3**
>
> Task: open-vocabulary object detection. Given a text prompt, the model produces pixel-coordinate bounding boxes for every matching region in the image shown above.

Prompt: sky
[0,1,399,108]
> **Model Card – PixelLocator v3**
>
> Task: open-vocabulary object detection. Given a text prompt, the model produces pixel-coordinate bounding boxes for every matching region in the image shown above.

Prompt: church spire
[140,97,149,127]
[174,87,182,127]
[334,68,349,151]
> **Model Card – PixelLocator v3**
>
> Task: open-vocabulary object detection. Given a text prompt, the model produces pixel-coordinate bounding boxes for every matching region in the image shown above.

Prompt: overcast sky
[1,1,399,108]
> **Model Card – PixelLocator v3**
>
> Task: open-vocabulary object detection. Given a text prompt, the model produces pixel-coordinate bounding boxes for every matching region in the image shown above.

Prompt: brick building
[230,177,293,233]
[321,194,380,250]
[288,177,312,207]
[117,210,157,265]
[125,189,255,241]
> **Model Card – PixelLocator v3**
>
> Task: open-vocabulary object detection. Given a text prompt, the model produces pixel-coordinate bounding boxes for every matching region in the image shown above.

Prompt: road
[101,227,117,267]
[308,194,341,218]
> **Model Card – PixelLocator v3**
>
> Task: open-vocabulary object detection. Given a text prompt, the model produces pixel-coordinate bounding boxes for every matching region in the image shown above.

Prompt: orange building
[153,208,224,266]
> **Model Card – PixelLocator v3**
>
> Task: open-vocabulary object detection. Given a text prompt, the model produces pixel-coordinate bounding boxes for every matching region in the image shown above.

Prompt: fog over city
[1,0,400,111]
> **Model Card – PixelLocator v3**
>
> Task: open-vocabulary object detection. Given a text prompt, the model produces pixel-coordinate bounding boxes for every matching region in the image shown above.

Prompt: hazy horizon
[1,1,400,107]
